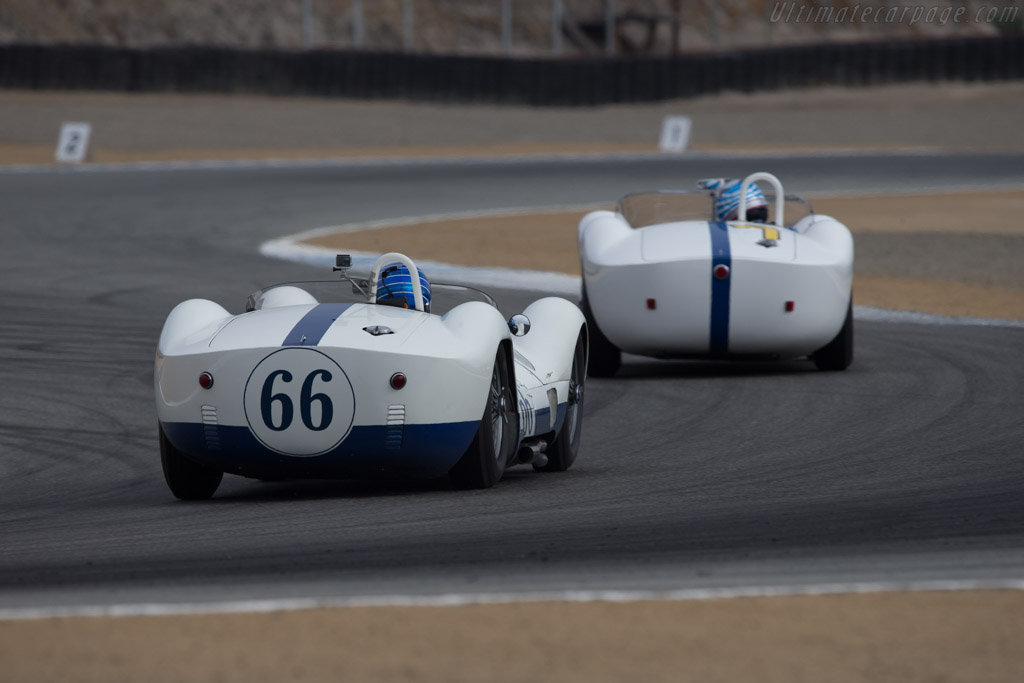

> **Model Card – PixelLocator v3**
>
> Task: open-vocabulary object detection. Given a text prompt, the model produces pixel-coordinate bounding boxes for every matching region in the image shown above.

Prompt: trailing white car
[155,252,587,499]
[579,172,853,376]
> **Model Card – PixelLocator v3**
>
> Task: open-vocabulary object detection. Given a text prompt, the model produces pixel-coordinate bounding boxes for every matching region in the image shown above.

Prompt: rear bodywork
[156,294,585,480]
[580,199,853,359]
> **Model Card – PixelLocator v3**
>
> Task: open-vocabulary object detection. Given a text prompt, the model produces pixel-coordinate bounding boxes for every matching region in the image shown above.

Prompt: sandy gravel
[3,591,1022,683]
[305,189,1024,320]
[3,82,1024,164]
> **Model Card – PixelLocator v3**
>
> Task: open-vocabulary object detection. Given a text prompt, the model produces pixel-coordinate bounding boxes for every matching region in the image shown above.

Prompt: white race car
[579,172,853,376]
[155,252,588,499]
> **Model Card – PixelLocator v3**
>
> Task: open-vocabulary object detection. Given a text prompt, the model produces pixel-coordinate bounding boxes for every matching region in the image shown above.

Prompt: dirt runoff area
[2,590,1021,683]
[3,81,1024,164]
[305,188,1024,321]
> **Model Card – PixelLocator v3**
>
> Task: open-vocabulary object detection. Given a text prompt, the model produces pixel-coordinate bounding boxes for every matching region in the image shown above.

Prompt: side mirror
[508,314,531,337]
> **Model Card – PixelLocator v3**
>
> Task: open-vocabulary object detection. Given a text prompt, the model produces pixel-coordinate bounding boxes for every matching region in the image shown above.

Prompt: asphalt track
[1,152,1023,612]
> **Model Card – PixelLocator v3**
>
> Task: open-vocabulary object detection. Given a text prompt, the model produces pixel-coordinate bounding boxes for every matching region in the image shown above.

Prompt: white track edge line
[0,148,983,175]
[2,579,1023,621]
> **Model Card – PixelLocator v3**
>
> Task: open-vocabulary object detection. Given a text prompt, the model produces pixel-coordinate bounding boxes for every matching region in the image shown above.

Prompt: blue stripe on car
[282,304,352,347]
[708,221,731,353]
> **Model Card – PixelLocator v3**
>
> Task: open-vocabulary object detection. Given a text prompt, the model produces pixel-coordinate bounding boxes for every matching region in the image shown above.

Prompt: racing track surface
[1,153,1023,611]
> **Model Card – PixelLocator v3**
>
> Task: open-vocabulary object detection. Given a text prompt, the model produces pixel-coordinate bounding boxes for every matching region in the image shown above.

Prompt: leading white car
[579,172,853,376]
[155,252,588,499]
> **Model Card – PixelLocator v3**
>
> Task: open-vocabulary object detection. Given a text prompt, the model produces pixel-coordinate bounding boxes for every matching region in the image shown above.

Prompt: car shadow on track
[613,357,819,380]
[191,464,574,503]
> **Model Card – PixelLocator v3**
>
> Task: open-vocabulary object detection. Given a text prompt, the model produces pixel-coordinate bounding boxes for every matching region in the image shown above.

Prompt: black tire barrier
[0,36,1021,105]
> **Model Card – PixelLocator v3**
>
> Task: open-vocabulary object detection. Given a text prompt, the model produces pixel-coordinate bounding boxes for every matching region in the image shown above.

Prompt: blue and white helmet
[699,177,769,222]
[376,262,431,312]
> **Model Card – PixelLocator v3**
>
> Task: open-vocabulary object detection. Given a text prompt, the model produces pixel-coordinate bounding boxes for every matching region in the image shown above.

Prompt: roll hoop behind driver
[376,261,432,312]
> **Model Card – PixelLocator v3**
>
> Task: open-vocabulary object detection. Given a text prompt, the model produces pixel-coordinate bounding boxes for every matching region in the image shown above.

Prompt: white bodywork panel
[155,286,585,477]
[580,199,853,358]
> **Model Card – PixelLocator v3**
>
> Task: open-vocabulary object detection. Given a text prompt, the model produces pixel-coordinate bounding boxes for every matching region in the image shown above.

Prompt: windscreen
[617,190,814,228]
[617,191,713,229]
[246,277,494,315]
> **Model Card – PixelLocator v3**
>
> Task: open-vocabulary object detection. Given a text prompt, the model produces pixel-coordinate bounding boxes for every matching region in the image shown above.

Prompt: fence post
[501,0,512,55]
[402,0,413,52]
[605,0,616,56]
[301,0,313,49]
[709,1,719,46]
[671,0,681,55]
[552,0,563,56]
[352,0,364,48]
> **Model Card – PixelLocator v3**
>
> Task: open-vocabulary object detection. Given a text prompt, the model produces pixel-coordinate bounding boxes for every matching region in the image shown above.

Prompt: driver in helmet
[376,261,432,313]
[698,178,770,223]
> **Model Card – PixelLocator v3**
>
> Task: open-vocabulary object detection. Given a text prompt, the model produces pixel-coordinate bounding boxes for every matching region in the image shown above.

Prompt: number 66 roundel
[243,348,356,456]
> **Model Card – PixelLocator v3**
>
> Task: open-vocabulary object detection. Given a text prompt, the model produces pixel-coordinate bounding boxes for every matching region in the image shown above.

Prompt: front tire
[580,289,621,377]
[449,350,515,489]
[536,331,586,472]
[159,425,223,500]
[811,300,854,371]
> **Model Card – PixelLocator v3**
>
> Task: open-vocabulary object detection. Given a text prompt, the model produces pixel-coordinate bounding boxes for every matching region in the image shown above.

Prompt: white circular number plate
[243,348,355,457]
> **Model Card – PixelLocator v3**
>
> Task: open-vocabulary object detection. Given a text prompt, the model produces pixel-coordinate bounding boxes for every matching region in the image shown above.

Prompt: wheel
[449,349,515,489]
[580,289,620,377]
[536,332,586,472]
[811,300,854,371]
[159,425,223,500]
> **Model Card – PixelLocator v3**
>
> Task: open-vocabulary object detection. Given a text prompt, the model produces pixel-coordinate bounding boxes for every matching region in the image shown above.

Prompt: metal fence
[1,35,1020,105]
[300,0,1023,55]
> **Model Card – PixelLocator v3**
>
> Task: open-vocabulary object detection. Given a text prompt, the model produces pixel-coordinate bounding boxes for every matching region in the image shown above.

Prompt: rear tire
[449,350,515,489]
[581,289,621,377]
[536,332,586,472]
[811,300,854,371]
[159,425,223,500]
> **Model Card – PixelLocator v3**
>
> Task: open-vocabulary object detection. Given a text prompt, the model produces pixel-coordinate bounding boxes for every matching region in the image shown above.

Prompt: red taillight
[785,301,795,312]
[198,372,214,389]
[390,373,407,390]
[713,264,730,280]
[646,298,656,310]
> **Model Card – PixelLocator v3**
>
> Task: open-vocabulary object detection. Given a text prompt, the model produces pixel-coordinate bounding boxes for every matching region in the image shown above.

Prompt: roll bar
[738,172,785,226]
[368,252,426,312]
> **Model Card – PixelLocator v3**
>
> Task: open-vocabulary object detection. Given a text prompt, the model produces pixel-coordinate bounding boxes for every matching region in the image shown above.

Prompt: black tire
[159,425,223,500]
[811,300,854,371]
[580,289,621,377]
[449,349,515,489]
[536,332,586,472]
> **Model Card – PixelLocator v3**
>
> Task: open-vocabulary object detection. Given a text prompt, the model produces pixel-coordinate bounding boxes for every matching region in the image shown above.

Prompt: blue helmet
[376,262,431,312]
[701,177,769,222]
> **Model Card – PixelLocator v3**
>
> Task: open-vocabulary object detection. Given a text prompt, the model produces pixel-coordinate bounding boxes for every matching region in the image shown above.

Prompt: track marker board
[659,116,692,153]
[55,122,92,163]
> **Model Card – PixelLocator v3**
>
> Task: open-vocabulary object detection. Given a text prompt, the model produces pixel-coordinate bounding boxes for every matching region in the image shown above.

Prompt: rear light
[390,373,407,390]
[785,301,795,312]
[646,298,656,310]
[198,372,214,389]
[713,264,730,279]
